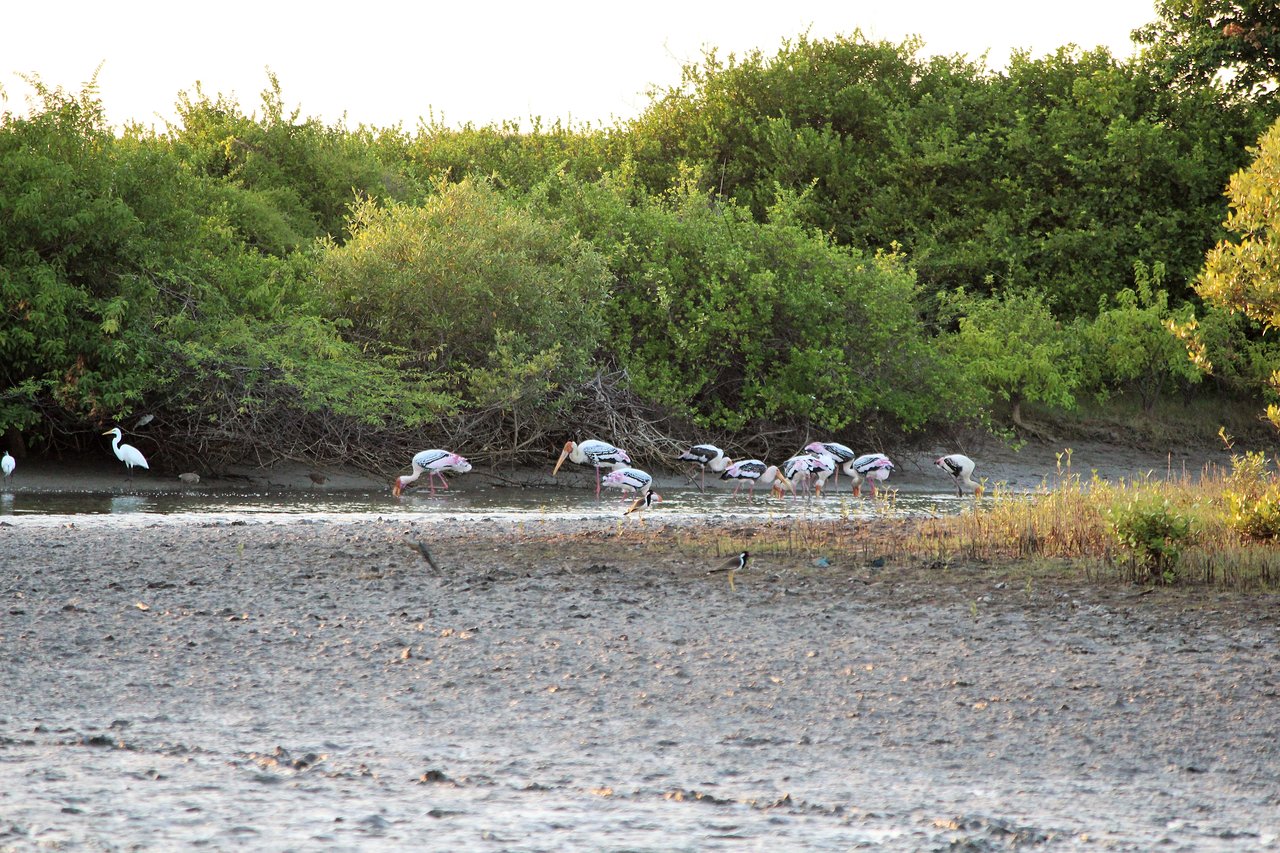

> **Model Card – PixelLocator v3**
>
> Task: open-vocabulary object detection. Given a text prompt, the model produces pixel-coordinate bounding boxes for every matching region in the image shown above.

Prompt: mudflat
[1,508,1277,851]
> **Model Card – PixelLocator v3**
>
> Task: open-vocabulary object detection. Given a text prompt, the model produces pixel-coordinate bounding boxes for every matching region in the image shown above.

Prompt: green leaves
[1133,0,1280,102]
[315,179,611,409]
[939,288,1081,421]
[1200,118,1280,329]
[1079,261,1202,411]
[1107,495,1193,583]
[536,172,962,434]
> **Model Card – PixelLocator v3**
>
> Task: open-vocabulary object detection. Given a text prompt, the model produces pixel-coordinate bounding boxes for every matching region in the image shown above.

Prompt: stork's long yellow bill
[552,441,573,477]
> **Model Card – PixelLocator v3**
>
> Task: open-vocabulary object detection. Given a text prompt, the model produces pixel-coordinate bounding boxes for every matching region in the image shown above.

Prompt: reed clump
[667,448,1280,590]
[914,448,1280,589]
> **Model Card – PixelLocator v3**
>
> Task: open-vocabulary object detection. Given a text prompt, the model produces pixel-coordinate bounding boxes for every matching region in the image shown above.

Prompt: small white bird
[103,428,149,478]
[394,449,472,496]
[719,460,793,501]
[1,450,14,485]
[552,439,631,498]
[707,551,751,590]
[936,453,984,497]
[677,444,733,490]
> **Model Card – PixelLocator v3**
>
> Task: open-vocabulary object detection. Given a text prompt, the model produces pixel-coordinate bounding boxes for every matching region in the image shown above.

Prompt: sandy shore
[1,499,1278,849]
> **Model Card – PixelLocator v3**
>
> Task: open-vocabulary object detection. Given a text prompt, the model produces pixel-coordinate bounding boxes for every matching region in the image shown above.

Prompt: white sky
[1,1,1159,131]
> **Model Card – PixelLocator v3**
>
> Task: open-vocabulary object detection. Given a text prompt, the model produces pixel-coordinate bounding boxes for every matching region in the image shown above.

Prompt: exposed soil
[2,495,1278,850]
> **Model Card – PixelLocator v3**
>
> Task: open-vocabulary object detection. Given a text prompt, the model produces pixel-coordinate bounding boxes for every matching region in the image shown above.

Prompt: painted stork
[936,454,984,497]
[1,451,13,483]
[103,428,149,479]
[719,460,793,500]
[552,439,631,498]
[677,444,732,490]
[393,449,472,496]
[602,467,657,497]
[805,441,855,487]
[846,453,896,497]
[783,453,836,496]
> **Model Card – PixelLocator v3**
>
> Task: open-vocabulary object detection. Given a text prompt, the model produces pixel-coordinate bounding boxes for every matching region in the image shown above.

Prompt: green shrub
[1224,487,1280,541]
[316,178,610,405]
[1222,451,1280,541]
[1107,495,1193,583]
[531,171,970,434]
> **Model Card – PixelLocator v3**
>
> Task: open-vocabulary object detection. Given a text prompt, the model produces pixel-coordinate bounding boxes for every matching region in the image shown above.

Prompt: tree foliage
[1080,261,1202,412]
[315,178,612,416]
[169,73,416,251]
[1133,0,1280,101]
[0,79,164,433]
[939,289,1081,429]
[624,35,1269,317]
[532,170,967,438]
[1,26,1276,466]
[1196,116,1280,426]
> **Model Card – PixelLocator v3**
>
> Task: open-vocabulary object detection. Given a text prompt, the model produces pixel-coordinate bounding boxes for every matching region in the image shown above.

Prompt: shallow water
[0,483,967,525]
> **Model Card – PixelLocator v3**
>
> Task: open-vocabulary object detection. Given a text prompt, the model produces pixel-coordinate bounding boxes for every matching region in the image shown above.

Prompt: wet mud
[1,514,1277,851]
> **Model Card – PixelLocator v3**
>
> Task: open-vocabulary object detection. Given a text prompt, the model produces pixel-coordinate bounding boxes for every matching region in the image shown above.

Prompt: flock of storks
[391,438,984,515]
[0,430,985,508]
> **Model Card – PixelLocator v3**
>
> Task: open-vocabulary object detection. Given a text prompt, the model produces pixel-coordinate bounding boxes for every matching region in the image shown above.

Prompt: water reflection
[0,483,972,525]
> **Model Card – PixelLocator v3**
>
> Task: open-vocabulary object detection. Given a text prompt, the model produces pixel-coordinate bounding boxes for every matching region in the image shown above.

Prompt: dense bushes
[627,36,1269,316]
[4,20,1280,468]
[314,179,614,457]
[532,173,964,436]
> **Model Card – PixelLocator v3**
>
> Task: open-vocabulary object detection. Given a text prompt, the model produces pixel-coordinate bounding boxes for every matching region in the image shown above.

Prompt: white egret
[103,428,149,478]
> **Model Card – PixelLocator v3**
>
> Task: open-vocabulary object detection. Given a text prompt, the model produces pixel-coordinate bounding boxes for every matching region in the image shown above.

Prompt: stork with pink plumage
[719,459,793,501]
[601,467,663,518]
[393,449,473,496]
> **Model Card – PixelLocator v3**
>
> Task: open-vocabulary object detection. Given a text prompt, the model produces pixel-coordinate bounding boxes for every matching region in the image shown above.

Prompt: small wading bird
[719,460,793,501]
[782,453,836,497]
[393,449,472,497]
[846,453,896,497]
[602,467,663,518]
[677,444,732,490]
[103,428,149,479]
[625,490,662,520]
[936,453,983,497]
[552,439,631,498]
[2,451,14,484]
[707,551,751,591]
